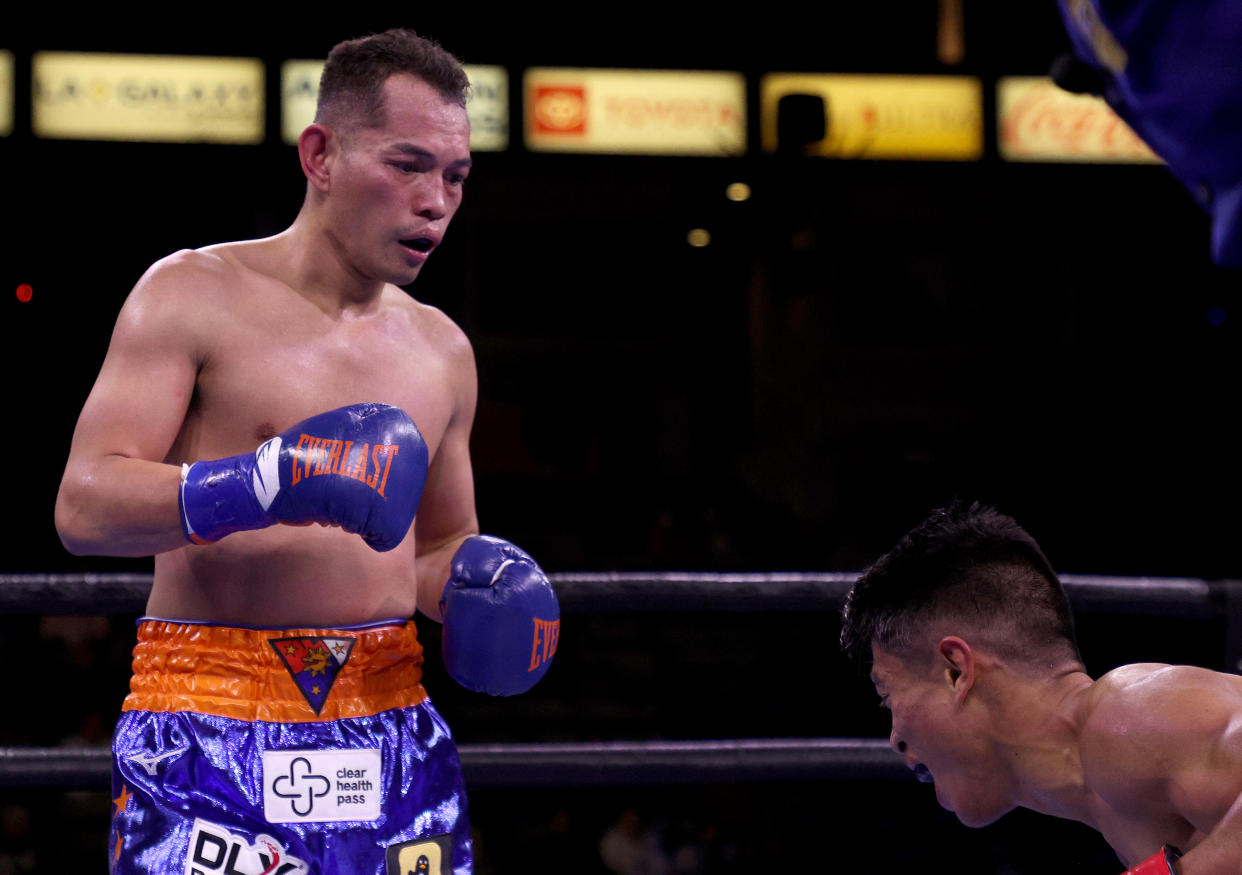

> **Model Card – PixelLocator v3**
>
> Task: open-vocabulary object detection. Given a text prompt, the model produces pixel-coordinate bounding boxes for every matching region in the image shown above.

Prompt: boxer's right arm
[1084,667,1242,875]
[55,253,208,557]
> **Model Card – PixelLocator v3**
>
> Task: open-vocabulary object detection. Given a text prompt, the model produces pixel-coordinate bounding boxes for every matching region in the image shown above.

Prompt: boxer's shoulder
[1079,665,1239,797]
[388,289,471,349]
[126,246,250,321]
[108,249,242,360]
[145,245,243,288]
[383,291,477,385]
[1083,664,1197,737]
[1091,663,1238,712]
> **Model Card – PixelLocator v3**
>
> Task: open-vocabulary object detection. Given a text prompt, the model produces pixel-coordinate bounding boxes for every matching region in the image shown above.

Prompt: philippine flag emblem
[269,636,356,715]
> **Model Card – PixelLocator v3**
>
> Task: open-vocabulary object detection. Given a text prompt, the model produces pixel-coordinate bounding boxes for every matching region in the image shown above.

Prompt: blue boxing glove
[440,535,560,695]
[179,402,428,552]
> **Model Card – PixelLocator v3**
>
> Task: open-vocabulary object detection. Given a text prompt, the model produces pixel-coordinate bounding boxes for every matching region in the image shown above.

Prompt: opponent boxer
[840,503,1242,875]
[54,29,558,875]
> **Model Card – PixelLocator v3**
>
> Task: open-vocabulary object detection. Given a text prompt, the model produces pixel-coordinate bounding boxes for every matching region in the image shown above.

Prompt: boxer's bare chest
[172,278,453,466]
[150,266,458,625]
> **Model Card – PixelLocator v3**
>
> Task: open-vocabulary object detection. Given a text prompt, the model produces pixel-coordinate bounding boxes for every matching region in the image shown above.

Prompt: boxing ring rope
[2,571,1239,789]
[0,739,904,789]
[0,571,1228,615]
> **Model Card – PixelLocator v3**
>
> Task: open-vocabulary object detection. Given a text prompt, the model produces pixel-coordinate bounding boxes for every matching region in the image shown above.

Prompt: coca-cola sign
[998,76,1161,164]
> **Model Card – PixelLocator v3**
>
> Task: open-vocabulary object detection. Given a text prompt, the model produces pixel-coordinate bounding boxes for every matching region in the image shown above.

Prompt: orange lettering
[312,438,333,476]
[325,439,343,475]
[529,620,546,672]
[367,445,382,489]
[349,442,370,481]
[528,618,560,671]
[291,434,311,485]
[375,444,398,498]
[301,434,320,483]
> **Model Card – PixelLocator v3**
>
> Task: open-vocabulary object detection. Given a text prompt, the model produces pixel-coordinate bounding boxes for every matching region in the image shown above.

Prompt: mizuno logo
[127,746,189,776]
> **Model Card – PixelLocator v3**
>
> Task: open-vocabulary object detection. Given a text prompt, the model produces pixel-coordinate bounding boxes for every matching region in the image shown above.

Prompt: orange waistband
[122,618,427,723]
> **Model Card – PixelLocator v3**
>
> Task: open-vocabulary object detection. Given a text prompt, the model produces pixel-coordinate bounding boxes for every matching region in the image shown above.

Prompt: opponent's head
[841,501,1079,672]
[301,29,472,287]
[841,502,1081,826]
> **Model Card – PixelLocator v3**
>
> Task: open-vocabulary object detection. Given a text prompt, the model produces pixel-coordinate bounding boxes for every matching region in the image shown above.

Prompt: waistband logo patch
[263,748,383,824]
[269,636,356,715]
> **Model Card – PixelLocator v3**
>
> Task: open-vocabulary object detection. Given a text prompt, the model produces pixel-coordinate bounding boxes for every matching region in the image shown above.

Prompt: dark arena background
[3,4,1241,872]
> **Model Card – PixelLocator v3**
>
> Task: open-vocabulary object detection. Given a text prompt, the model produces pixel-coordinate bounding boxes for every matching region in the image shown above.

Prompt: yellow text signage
[524,68,746,156]
[280,62,508,151]
[761,74,983,160]
[33,52,264,143]
[998,76,1160,164]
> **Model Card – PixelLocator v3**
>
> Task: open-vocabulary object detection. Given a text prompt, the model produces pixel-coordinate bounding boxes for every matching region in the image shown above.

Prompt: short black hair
[316,28,470,132]
[840,502,1080,672]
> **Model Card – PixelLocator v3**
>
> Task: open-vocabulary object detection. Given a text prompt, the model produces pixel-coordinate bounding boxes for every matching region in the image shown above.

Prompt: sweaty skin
[873,640,1242,875]
[55,74,479,627]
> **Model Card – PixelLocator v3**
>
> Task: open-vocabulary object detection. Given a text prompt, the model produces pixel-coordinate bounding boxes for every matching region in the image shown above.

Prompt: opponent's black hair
[840,501,1080,672]
[316,28,470,132]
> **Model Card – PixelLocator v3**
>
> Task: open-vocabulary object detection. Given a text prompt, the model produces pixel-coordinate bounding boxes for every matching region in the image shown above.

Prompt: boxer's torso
[145,237,466,627]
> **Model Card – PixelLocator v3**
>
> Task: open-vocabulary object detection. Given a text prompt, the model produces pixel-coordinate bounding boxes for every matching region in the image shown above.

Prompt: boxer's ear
[937,636,976,705]
[298,123,337,191]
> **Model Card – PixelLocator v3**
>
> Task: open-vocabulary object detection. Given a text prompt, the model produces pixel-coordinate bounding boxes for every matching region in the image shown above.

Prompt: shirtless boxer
[54,29,558,875]
[840,503,1242,875]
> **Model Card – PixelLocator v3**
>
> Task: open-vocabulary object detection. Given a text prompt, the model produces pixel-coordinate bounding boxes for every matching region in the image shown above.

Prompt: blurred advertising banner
[281,61,509,150]
[33,52,264,143]
[524,68,746,156]
[998,76,1161,163]
[0,50,12,136]
[761,74,983,160]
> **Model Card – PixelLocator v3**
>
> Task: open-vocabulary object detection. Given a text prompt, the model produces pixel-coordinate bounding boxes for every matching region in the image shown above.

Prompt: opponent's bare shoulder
[1080,664,1242,804]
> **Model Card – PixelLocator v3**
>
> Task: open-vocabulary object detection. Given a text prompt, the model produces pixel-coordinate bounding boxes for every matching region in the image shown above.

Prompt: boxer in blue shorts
[56,30,558,875]
[113,619,468,873]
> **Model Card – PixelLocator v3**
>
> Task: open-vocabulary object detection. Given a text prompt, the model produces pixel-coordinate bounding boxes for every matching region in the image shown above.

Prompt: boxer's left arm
[1154,704,1242,875]
[408,319,559,695]
[412,323,479,623]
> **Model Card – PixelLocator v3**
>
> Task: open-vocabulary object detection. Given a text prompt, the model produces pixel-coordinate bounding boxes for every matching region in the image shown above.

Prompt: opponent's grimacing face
[870,641,1013,828]
[329,73,471,286]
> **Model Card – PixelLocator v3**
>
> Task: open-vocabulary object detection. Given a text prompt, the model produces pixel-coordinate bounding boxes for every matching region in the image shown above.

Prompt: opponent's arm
[1155,692,1242,875]
[1090,669,1242,875]
[1123,846,1181,875]
[55,254,205,557]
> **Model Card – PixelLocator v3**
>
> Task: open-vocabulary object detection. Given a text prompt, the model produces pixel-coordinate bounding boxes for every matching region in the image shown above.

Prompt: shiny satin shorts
[109,619,471,874]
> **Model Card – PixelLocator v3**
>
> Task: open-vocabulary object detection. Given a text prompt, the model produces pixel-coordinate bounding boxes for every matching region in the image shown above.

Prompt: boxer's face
[327,73,471,287]
[871,641,1013,828]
